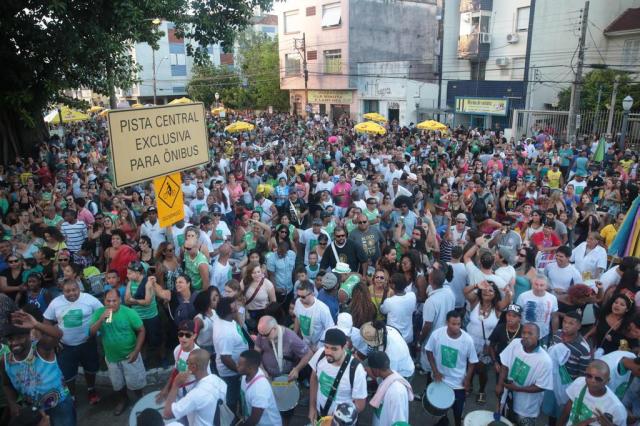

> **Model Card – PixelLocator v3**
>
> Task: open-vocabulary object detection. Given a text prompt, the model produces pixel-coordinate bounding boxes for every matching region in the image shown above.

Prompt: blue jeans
[48,397,76,426]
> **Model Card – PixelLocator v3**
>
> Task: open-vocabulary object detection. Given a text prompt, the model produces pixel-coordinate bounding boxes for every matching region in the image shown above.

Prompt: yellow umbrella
[211,107,226,115]
[224,121,255,133]
[362,112,387,122]
[354,121,386,135]
[131,103,144,109]
[168,97,193,105]
[416,120,448,131]
[87,106,104,113]
[98,109,110,117]
[44,106,90,124]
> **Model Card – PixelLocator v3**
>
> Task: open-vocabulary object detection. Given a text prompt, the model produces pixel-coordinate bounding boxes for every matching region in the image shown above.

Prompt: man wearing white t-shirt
[463,240,508,291]
[309,329,367,423]
[599,350,640,401]
[380,274,417,344]
[558,360,627,426]
[544,247,584,295]
[299,219,331,265]
[516,274,559,342]
[497,323,553,425]
[163,349,227,426]
[417,268,455,372]
[359,321,415,379]
[368,351,413,426]
[571,233,608,279]
[237,349,282,426]
[426,310,478,426]
[294,280,335,351]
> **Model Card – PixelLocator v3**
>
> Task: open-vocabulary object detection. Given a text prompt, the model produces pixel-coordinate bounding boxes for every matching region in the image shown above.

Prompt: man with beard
[321,226,367,274]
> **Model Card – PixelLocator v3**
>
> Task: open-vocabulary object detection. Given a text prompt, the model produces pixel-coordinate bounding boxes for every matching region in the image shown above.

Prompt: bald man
[559,360,627,426]
[90,289,146,415]
[255,316,313,381]
[163,349,227,426]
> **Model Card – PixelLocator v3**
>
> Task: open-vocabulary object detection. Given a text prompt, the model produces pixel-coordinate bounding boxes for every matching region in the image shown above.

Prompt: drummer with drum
[425,310,478,426]
[236,349,282,426]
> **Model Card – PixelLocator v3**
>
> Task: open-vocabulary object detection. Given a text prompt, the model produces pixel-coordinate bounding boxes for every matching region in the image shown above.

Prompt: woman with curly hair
[585,290,636,355]
[348,282,377,328]
[369,269,393,321]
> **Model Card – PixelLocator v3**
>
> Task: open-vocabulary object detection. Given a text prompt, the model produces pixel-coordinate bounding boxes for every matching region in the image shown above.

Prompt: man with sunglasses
[320,226,367,275]
[348,215,384,270]
[559,360,627,426]
[294,280,334,352]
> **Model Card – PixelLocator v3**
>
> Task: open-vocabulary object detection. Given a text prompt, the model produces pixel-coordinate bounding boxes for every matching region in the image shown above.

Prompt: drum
[270,375,300,412]
[128,391,169,426]
[421,381,455,418]
[464,410,513,426]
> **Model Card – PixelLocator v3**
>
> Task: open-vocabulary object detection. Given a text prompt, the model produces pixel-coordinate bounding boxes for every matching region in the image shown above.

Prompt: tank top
[467,303,500,350]
[129,281,158,319]
[27,289,48,314]
[4,343,69,409]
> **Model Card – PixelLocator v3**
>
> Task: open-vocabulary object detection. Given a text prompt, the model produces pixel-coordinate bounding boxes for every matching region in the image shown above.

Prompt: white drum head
[129,391,170,426]
[427,381,455,410]
[464,410,513,426]
[271,375,300,412]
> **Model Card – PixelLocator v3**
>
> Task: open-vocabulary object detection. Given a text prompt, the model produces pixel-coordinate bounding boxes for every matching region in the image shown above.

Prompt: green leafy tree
[0,0,273,158]
[557,69,640,111]
[187,64,249,109]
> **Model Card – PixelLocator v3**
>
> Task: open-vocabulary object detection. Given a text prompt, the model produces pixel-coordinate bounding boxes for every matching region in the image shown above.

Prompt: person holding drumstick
[236,349,282,425]
[425,309,478,426]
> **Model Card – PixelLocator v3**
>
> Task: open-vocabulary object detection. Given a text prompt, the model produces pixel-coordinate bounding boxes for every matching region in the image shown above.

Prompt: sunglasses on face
[297,293,311,300]
[178,332,194,339]
[8,259,19,263]
[58,258,69,261]
[259,327,274,338]
[357,221,367,225]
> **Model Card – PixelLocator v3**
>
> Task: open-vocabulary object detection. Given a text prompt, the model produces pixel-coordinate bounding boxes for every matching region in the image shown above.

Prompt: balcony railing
[459,0,493,13]
[457,32,490,61]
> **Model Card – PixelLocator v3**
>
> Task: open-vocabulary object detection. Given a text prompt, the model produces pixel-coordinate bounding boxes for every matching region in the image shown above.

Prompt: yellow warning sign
[154,173,184,228]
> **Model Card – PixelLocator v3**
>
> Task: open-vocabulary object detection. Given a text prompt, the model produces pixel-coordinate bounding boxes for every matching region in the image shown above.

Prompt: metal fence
[511,109,640,148]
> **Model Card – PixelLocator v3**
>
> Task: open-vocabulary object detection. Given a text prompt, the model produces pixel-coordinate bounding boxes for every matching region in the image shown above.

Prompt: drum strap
[320,354,352,417]
[246,373,267,391]
[270,326,284,373]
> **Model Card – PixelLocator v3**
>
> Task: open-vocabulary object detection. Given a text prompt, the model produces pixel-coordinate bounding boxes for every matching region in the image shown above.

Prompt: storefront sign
[308,90,353,105]
[107,103,209,188]
[455,97,508,116]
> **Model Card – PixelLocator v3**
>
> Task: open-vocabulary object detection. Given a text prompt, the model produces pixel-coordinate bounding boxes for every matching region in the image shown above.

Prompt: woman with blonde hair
[368,268,393,321]
[241,261,276,330]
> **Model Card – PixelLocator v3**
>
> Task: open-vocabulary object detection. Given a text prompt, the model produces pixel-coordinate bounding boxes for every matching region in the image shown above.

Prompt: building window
[220,53,234,65]
[306,6,316,16]
[516,7,530,31]
[284,10,299,34]
[324,49,341,74]
[363,100,379,114]
[623,39,640,66]
[470,61,486,80]
[171,65,187,77]
[307,50,317,61]
[321,3,341,28]
[285,53,301,76]
[173,87,186,94]
[170,54,186,66]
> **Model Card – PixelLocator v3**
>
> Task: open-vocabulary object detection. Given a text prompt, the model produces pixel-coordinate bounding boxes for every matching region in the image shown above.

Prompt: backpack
[471,193,490,221]
[316,352,360,389]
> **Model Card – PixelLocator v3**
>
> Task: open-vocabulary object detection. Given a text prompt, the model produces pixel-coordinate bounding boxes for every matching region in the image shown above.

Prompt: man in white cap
[352,174,367,200]
[450,213,470,246]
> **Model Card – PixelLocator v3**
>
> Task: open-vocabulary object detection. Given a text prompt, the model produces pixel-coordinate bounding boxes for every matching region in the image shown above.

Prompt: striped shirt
[60,221,88,253]
[550,331,591,379]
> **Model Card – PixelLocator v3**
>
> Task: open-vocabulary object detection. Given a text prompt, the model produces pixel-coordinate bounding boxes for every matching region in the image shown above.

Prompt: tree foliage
[557,69,640,111]
[187,31,289,111]
[0,0,273,156]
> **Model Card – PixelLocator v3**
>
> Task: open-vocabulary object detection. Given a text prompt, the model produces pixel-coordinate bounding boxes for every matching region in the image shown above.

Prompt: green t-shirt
[90,305,142,363]
[43,215,63,228]
[129,281,158,320]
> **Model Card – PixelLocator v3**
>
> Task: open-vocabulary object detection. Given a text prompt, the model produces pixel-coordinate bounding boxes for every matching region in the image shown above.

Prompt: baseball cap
[455,213,467,222]
[248,168,256,174]
[336,313,353,336]
[322,272,338,290]
[506,304,522,316]
[211,205,222,214]
[178,320,197,333]
[323,328,347,346]
[127,261,145,273]
[147,206,157,213]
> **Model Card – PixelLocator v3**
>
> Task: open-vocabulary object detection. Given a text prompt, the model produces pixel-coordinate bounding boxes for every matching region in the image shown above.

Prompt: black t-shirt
[1,268,24,301]
[320,240,366,274]
[489,323,522,360]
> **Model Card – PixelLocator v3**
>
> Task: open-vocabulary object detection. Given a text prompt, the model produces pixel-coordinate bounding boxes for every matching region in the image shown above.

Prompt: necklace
[506,324,521,343]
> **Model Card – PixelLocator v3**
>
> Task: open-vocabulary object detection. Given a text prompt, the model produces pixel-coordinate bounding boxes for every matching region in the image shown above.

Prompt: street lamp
[151,18,162,105]
[620,95,633,150]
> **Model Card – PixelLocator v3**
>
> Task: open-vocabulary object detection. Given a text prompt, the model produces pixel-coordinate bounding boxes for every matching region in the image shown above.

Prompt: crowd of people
[0,109,638,426]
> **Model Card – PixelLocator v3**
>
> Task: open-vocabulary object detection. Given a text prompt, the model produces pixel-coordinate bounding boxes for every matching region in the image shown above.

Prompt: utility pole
[294,33,309,116]
[567,0,589,146]
[152,48,157,105]
[606,75,620,136]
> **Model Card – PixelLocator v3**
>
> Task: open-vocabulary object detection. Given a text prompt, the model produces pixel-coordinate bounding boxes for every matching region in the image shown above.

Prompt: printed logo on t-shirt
[299,315,312,336]
[615,382,628,400]
[177,357,188,372]
[215,229,224,242]
[559,365,573,385]
[319,371,335,397]
[509,357,531,386]
[236,323,248,344]
[441,345,459,368]
[570,399,594,424]
[62,309,83,328]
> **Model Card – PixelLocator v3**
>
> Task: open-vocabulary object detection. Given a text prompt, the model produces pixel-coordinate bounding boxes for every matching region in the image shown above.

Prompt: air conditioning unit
[479,33,491,43]
[495,57,510,67]
[506,33,519,43]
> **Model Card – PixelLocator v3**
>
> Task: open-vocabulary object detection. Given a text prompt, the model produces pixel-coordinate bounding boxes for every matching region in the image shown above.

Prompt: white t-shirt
[599,350,636,400]
[599,266,621,292]
[212,318,249,377]
[544,262,584,293]
[425,327,478,389]
[310,348,368,415]
[571,243,608,277]
[240,372,282,426]
[566,376,627,426]
[499,339,553,418]
[465,261,507,290]
[422,287,456,339]
[380,292,417,343]
[211,260,233,292]
[515,290,558,339]
[299,228,331,265]
[446,262,469,309]
[294,298,334,349]
[44,293,103,346]
[495,265,516,287]
[372,327,415,378]
[211,221,231,251]
[170,374,227,426]
[172,344,210,398]
[372,379,410,426]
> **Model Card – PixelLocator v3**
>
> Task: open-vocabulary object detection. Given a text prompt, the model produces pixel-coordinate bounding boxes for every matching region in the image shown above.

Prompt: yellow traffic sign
[154,173,184,228]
